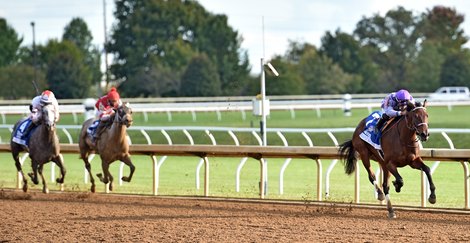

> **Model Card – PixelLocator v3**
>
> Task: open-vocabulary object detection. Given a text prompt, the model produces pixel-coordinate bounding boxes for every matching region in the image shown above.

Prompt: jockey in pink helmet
[375,89,415,132]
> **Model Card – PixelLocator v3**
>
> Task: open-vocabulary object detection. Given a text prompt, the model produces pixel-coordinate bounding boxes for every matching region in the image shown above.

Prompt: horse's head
[115,102,133,128]
[41,103,57,130]
[405,100,429,141]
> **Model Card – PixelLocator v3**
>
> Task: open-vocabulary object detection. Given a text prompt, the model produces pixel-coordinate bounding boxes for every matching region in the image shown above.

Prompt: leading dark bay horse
[10,103,66,193]
[338,100,433,218]
[78,103,135,192]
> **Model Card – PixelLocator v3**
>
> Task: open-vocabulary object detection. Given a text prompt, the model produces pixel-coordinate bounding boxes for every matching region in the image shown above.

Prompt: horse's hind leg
[358,153,385,201]
[97,162,113,191]
[37,163,49,194]
[82,153,96,193]
[382,169,396,218]
[12,150,28,192]
[120,155,135,183]
[412,159,436,204]
[386,162,404,193]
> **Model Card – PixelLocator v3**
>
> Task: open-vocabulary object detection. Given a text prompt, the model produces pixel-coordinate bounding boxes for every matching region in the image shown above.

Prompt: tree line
[0,1,469,99]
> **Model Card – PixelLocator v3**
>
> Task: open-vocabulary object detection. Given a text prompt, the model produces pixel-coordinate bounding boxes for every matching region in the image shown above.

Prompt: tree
[354,6,421,91]
[440,50,470,87]
[0,65,46,99]
[297,44,356,94]
[109,0,250,97]
[63,18,101,94]
[180,54,221,97]
[264,55,305,95]
[0,18,22,67]
[43,40,92,98]
[407,41,444,92]
[420,6,467,52]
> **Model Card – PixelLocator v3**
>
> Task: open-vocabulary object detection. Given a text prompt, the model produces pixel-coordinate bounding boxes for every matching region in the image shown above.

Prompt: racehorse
[338,100,434,218]
[10,103,66,193]
[78,103,135,192]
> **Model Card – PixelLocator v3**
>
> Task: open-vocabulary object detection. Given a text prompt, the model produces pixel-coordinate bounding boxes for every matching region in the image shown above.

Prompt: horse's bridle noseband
[405,106,428,135]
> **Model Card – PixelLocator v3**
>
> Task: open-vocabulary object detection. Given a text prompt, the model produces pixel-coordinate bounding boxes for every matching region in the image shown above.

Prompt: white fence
[1,123,469,207]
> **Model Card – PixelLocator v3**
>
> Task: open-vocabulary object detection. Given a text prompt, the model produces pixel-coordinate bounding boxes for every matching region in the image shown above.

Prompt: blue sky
[2,0,470,73]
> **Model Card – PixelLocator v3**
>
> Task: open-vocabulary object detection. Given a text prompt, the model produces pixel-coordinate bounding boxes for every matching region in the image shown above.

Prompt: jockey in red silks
[88,87,122,144]
[376,89,415,132]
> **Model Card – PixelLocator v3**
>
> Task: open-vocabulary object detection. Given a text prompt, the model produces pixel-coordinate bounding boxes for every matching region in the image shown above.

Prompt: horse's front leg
[382,168,396,219]
[12,151,28,192]
[120,154,135,183]
[28,160,40,185]
[386,162,404,193]
[37,163,48,193]
[52,154,66,184]
[412,159,436,204]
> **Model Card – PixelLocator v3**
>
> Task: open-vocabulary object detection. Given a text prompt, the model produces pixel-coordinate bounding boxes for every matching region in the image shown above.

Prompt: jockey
[30,90,60,124]
[375,89,415,132]
[16,90,60,140]
[89,87,122,143]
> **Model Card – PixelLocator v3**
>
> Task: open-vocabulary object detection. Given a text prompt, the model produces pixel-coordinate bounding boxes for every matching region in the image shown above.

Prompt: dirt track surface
[1,190,469,242]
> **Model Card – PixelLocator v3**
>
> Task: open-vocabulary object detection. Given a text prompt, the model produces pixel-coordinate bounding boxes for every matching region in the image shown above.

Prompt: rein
[405,107,428,135]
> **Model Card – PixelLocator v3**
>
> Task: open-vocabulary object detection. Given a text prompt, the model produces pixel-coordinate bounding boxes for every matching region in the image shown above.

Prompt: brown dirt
[0,190,469,242]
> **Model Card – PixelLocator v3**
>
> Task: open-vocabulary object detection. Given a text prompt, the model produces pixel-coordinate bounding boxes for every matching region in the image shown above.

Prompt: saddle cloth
[359,111,382,150]
[87,120,100,138]
[12,118,36,146]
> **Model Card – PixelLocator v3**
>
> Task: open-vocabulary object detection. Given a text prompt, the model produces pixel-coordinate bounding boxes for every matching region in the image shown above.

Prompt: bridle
[113,104,133,127]
[405,106,428,138]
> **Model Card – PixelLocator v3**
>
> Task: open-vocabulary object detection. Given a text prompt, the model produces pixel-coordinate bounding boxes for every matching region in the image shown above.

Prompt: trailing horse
[78,103,135,192]
[10,103,66,193]
[338,100,433,218]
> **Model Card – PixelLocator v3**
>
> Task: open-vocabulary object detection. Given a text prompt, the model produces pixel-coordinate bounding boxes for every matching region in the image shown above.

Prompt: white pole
[261,58,267,146]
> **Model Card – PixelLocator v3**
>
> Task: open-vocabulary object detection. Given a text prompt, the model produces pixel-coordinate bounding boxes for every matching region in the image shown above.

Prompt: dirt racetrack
[0,189,469,242]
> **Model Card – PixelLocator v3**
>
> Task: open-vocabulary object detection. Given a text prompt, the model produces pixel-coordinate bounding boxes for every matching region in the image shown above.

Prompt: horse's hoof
[392,180,403,193]
[22,184,28,192]
[121,176,130,182]
[429,195,437,204]
[43,187,49,194]
[388,212,397,219]
[91,185,96,193]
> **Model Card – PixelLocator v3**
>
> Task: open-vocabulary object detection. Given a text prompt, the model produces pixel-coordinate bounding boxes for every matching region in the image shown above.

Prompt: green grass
[0,105,469,209]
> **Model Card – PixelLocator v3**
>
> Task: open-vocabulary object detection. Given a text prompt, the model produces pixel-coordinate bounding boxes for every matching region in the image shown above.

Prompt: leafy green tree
[298,45,355,94]
[263,56,305,95]
[0,18,22,67]
[420,6,467,53]
[180,54,221,97]
[0,65,46,99]
[407,42,444,92]
[43,40,92,98]
[63,17,101,94]
[440,50,470,87]
[109,0,250,97]
[354,6,421,91]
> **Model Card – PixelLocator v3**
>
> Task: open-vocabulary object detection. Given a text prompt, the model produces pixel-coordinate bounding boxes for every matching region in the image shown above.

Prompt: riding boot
[22,123,37,138]
[375,118,385,133]
[92,121,107,146]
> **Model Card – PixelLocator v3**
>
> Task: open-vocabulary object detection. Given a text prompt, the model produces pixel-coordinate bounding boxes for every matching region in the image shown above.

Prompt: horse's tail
[338,139,357,175]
